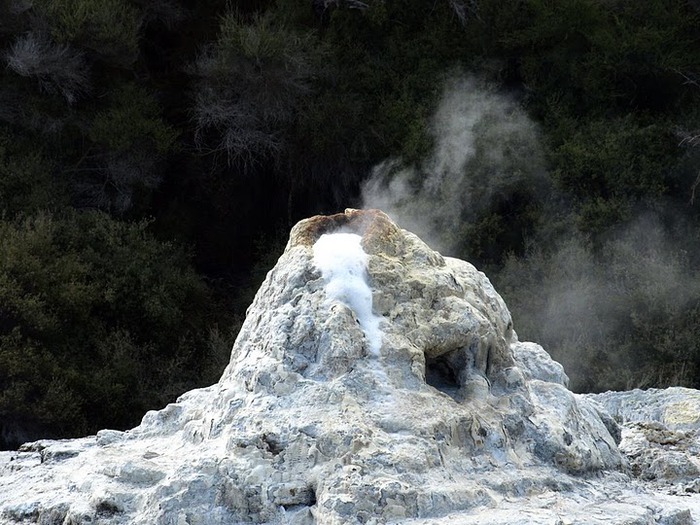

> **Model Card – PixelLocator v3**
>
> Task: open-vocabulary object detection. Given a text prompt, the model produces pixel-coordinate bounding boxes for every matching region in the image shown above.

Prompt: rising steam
[499,214,700,390]
[360,73,700,391]
[361,75,547,255]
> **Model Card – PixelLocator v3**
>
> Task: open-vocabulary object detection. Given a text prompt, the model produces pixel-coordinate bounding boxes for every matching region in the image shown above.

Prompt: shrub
[0,126,66,216]
[65,82,177,213]
[35,0,142,64]
[551,116,673,200]
[496,0,700,115]
[0,211,219,447]
[192,11,317,170]
[89,83,176,154]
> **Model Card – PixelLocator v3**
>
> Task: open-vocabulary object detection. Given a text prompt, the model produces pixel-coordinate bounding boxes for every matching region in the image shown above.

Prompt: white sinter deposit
[1,209,699,525]
[312,232,383,356]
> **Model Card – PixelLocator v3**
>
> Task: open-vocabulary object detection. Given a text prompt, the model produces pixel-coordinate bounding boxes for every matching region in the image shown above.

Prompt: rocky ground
[0,209,698,524]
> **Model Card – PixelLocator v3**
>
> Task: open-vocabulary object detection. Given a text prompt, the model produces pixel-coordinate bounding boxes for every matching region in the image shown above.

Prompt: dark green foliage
[0,211,225,445]
[318,0,467,161]
[488,0,700,116]
[552,117,673,200]
[36,0,142,64]
[89,83,176,154]
[74,82,177,211]
[192,10,320,170]
[546,115,679,233]
[0,127,66,216]
[1,0,178,215]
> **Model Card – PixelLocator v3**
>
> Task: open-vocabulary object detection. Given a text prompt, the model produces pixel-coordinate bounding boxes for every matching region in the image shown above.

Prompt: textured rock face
[591,388,700,491]
[0,209,697,524]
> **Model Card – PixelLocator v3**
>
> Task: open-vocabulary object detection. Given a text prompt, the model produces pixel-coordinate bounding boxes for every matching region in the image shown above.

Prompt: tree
[0,211,224,448]
[191,11,317,171]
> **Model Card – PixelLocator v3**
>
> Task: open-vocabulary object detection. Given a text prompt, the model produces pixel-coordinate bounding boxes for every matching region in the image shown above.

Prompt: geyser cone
[0,209,626,525]
[222,208,515,393]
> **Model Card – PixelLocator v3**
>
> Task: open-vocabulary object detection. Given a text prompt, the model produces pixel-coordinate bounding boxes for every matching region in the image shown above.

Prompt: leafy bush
[495,0,700,115]
[551,116,674,199]
[57,82,177,213]
[89,83,176,153]
[0,211,222,447]
[544,115,679,233]
[0,126,66,216]
[36,0,142,64]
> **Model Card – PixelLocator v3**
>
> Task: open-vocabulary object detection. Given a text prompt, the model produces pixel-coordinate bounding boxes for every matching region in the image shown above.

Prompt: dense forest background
[0,0,699,448]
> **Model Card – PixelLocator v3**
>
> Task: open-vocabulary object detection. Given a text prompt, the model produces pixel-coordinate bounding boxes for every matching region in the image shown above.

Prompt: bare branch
[690,172,700,206]
[312,0,368,16]
[676,128,700,148]
[5,32,90,104]
[447,0,481,25]
[673,68,700,91]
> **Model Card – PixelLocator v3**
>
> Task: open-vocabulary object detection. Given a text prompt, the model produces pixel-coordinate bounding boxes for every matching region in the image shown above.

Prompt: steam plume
[361,75,546,255]
[499,214,700,390]
[360,73,700,390]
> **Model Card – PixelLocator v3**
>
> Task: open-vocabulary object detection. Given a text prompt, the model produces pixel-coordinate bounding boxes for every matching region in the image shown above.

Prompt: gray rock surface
[0,209,698,524]
[591,388,700,432]
[590,388,700,494]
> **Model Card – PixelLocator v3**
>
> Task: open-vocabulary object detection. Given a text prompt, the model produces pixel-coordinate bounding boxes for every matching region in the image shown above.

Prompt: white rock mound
[0,209,697,524]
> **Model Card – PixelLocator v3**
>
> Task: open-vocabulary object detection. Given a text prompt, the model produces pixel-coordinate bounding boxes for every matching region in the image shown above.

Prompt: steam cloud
[360,73,700,390]
[361,75,547,255]
[501,214,700,390]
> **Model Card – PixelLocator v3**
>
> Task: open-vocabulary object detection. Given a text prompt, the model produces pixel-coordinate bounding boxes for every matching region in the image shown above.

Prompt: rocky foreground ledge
[1,209,699,524]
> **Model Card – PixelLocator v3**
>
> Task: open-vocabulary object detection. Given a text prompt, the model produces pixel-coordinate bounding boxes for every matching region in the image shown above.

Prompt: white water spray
[312,232,383,355]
